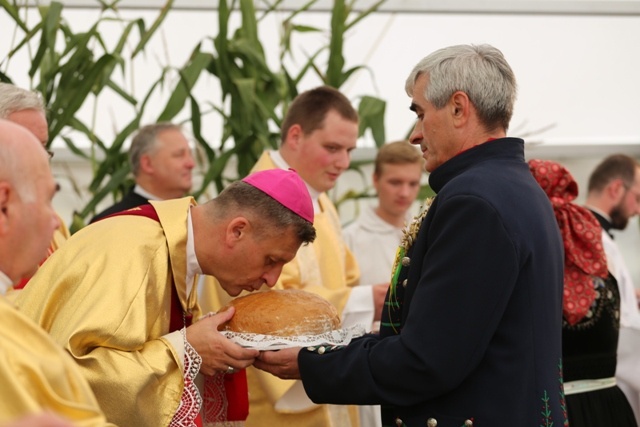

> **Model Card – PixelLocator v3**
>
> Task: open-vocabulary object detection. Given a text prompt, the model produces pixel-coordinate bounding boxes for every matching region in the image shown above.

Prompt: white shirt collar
[186,207,202,297]
[0,270,13,295]
[134,184,162,201]
[584,204,612,222]
[270,150,322,213]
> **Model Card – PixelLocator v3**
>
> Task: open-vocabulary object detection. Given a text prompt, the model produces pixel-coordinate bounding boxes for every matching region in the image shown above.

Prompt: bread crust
[219,289,341,336]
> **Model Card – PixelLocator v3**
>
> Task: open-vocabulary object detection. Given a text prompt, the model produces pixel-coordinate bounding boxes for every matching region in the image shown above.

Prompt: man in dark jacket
[90,122,194,223]
[255,44,566,427]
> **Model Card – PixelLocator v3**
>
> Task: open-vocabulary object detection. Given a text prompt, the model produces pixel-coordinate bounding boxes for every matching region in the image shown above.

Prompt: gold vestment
[16,198,200,426]
[0,297,113,426]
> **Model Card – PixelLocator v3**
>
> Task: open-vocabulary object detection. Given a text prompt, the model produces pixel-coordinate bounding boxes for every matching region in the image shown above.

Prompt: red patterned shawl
[529,159,608,325]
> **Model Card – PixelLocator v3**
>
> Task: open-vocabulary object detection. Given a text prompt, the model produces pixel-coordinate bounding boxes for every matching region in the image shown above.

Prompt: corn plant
[0,0,388,231]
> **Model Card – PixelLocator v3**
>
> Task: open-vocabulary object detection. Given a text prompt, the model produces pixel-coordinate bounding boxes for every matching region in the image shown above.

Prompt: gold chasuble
[199,152,361,427]
[15,198,201,426]
[50,212,71,253]
[0,297,113,426]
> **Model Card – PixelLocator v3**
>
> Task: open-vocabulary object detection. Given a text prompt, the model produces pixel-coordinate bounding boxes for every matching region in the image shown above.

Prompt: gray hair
[129,122,182,176]
[0,83,45,118]
[405,44,517,132]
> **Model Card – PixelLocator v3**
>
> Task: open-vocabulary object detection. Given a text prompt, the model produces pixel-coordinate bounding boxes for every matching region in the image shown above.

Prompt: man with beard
[585,154,640,424]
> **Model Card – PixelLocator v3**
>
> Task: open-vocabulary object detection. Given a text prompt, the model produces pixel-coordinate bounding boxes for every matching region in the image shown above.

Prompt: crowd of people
[2,42,640,427]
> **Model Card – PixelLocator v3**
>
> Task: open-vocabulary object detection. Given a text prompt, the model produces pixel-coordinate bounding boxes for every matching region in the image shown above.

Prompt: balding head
[0,119,60,284]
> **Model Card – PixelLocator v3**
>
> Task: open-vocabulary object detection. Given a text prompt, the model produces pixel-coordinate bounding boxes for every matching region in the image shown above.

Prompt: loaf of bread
[218,289,341,336]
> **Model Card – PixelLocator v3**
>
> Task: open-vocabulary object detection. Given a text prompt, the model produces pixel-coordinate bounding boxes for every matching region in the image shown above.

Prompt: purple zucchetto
[242,168,314,223]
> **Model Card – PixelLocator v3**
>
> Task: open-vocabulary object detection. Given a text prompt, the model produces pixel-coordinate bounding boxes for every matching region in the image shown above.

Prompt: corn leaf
[80,165,131,218]
[5,22,43,59]
[0,0,28,32]
[29,2,62,78]
[358,95,386,146]
[326,0,347,87]
[346,0,386,30]
[61,135,92,160]
[49,54,117,140]
[239,0,259,47]
[157,51,213,121]
[131,0,174,58]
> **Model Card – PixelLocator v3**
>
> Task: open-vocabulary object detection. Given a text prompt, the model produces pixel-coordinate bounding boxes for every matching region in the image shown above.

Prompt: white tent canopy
[3,1,640,155]
[46,0,640,15]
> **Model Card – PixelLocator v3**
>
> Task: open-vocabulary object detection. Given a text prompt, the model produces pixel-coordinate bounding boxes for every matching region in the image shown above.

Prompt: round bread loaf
[219,289,341,336]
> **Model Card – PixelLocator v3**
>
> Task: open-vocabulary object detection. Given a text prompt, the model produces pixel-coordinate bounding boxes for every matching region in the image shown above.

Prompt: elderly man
[0,119,112,426]
[90,122,195,223]
[255,44,566,426]
[16,168,316,426]
[585,154,640,424]
[0,82,70,289]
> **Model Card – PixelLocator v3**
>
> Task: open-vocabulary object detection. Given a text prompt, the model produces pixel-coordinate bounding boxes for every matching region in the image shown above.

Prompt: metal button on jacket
[401,256,411,267]
[427,418,437,427]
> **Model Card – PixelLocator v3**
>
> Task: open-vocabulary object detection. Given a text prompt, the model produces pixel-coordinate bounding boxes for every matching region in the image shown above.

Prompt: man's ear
[608,178,626,201]
[450,91,471,127]
[0,183,12,235]
[284,124,303,150]
[139,154,154,174]
[372,171,381,190]
[225,217,249,246]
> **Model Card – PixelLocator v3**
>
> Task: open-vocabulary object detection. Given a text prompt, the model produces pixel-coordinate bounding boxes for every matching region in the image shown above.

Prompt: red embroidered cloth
[529,160,608,325]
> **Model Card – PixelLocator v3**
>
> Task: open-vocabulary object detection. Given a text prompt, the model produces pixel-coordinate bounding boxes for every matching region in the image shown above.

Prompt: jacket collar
[429,137,525,193]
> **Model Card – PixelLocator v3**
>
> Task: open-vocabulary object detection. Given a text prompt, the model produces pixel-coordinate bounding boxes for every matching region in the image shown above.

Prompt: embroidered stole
[113,204,249,426]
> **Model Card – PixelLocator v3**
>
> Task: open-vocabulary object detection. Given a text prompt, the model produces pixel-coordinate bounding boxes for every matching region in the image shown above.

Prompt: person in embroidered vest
[90,122,195,223]
[342,140,423,427]
[198,85,388,427]
[254,44,567,426]
[0,119,113,426]
[0,82,70,291]
[15,168,316,427]
[529,158,638,426]
[584,154,640,424]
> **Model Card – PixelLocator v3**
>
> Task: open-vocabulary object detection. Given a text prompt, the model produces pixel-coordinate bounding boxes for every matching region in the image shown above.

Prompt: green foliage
[1,0,388,232]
